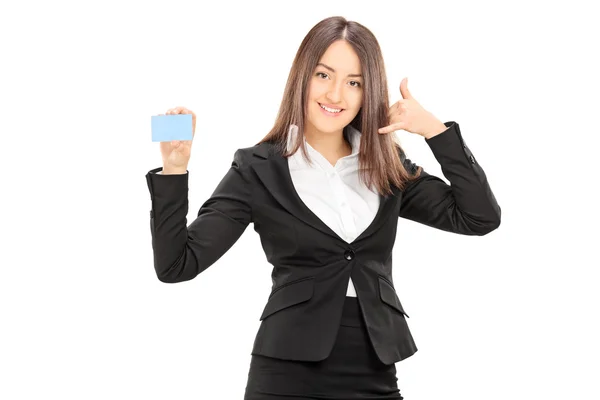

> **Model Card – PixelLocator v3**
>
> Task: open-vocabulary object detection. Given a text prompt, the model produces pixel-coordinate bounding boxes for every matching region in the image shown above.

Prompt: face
[305,40,363,138]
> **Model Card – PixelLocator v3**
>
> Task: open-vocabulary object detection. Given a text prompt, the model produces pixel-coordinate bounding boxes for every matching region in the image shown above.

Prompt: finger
[378,125,393,134]
[387,102,400,118]
[399,77,413,100]
[378,122,405,134]
[393,101,407,113]
[391,101,407,114]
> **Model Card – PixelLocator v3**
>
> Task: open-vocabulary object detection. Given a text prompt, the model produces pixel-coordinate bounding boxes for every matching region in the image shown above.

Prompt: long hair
[255,16,422,196]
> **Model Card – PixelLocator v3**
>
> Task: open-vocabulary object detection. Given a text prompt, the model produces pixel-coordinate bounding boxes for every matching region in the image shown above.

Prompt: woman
[146,16,501,400]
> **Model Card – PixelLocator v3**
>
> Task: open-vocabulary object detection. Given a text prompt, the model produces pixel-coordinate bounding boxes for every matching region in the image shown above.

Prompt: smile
[318,103,344,116]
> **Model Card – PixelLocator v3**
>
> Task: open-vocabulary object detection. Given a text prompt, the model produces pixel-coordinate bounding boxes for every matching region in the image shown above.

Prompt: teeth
[320,104,342,113]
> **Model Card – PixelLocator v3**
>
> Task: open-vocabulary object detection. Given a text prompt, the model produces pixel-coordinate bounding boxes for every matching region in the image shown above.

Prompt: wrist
[422,121,447,140]
[162,166,187,175]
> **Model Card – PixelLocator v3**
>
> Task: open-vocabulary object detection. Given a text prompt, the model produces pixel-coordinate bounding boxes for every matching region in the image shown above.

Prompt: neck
[304,125,351,159]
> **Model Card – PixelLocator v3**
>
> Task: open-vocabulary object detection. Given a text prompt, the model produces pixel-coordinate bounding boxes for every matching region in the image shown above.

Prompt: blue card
[151,114,193,142]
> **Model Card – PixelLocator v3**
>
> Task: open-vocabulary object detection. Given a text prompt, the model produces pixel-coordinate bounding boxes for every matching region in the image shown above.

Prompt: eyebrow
[316,63,362,78]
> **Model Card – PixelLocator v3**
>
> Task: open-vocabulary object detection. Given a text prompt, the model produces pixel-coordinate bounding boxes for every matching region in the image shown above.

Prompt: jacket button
[469,155,475,164]
[344,250,355,260]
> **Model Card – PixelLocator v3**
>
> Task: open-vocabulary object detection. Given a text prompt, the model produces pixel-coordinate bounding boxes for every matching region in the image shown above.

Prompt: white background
[1,0,599,399]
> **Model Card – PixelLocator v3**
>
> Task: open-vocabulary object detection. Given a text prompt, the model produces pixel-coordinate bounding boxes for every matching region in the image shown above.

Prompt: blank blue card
[151,114,193,142]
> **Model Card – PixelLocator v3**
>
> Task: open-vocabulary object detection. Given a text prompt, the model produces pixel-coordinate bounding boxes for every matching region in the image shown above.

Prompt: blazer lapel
[251,142,397,244]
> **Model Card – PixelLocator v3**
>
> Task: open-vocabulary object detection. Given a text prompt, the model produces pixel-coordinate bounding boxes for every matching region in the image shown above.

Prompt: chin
[308,109,352,133]
[307,119,344,134]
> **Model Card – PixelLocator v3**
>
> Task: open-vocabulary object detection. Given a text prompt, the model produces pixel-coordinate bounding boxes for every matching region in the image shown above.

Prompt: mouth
[318,102,345,116]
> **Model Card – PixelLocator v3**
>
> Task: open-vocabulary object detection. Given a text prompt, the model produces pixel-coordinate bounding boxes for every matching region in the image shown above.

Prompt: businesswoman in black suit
[146,16,500,400]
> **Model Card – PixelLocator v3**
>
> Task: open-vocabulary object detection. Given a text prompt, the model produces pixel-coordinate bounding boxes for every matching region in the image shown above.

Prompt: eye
[316,72,361,88]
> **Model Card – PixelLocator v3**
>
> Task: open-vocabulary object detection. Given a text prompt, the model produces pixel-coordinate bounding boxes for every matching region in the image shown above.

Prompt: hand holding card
[154,106,197,174]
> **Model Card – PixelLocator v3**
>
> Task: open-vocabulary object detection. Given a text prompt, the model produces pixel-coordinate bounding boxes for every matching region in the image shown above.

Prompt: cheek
[307,81,325,100]
[348,92,363,109]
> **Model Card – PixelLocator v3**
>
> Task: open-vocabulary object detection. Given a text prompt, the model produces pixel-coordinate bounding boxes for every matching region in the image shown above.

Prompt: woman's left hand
[378,78,447,139]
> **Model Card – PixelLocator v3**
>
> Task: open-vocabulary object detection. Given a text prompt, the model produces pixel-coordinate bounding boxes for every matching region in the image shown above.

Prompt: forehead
[318,40,361,73]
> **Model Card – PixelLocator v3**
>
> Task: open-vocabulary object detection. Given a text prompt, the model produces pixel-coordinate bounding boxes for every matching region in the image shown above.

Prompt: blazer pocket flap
[378,276,409,318]
[260,277,315,321]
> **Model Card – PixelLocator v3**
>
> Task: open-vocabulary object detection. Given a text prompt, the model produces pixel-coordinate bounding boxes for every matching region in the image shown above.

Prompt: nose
[326,81,343,103]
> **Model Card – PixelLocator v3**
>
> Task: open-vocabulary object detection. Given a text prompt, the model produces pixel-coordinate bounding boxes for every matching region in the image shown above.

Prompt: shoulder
[394,143,421,177]
[235,141,278,162]
[231,141,277,169]
[394,143,406,162]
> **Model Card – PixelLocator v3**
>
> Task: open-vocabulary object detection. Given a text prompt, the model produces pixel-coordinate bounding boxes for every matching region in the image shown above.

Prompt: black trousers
[244,296,404,399]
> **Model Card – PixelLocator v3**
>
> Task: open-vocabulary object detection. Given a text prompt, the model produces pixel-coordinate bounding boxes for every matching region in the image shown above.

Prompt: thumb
[399,77,413,100]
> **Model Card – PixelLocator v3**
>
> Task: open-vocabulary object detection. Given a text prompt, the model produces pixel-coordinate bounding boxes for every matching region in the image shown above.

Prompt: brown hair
[255,16,421,196]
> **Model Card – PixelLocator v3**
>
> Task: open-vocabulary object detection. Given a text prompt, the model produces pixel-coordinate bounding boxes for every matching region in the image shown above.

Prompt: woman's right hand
[159,106,196,173]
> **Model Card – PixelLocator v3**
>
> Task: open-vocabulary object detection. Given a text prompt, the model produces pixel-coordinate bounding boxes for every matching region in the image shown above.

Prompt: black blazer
[145,121,501,365]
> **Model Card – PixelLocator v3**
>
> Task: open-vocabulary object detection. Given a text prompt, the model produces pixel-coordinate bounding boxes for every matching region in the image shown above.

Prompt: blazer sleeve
[398,121,501,235]
[145,149,253,283]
